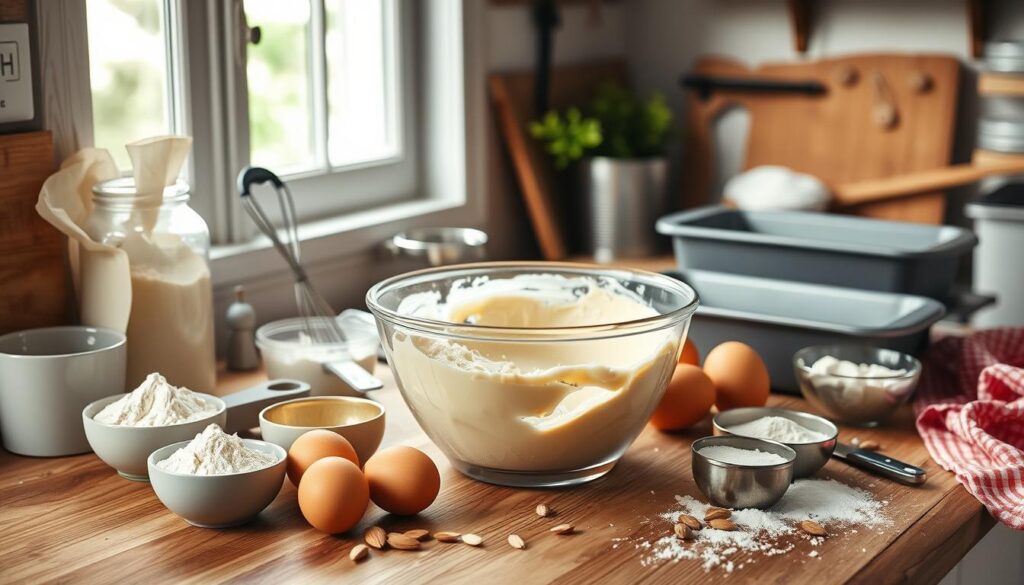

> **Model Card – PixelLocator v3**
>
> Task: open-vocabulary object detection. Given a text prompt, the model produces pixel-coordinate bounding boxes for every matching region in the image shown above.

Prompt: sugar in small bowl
[713,407,838,478]
[691,435,796,509]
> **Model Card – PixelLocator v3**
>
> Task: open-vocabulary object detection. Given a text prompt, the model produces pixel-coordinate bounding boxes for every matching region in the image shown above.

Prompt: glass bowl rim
[793,343,922,380]
[365,261,700,341]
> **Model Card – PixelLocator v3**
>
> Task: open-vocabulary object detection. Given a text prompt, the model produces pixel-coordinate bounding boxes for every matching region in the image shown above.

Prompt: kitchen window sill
[209,196,471,290]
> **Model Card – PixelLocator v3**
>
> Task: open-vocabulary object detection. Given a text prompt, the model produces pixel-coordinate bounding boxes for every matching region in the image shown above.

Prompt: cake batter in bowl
[366,262,698,487]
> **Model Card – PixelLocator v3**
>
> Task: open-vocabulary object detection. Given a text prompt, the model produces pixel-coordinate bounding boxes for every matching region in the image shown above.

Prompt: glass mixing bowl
[366,262,698,487]
[794,344,922,426]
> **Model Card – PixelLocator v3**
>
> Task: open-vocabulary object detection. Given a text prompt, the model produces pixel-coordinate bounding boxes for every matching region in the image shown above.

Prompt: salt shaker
[226,286,259,371]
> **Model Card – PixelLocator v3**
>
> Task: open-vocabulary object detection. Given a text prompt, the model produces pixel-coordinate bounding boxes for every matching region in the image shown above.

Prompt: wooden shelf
[979,72,1024,97]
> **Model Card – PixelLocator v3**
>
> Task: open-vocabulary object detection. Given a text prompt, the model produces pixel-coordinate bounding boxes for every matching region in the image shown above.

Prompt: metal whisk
[237,167,382,392]
[238,167,346,344]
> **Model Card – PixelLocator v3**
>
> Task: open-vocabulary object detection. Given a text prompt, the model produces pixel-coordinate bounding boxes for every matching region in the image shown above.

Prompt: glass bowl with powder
[793,344,921,426]
[256,313,380,397]
[713,407,838,478]
[691,435,796,509]
[367,262,699,487]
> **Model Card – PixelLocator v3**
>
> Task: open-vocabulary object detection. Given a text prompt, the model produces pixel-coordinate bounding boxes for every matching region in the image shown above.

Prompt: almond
[349,544,369,562]
[549,523,575,535]
[434,531,462,543]
[676,514,702,530]
[704,507,732,522]
[461,533,484,547]
[859,440,880,451]
[536,504,551,517]
[673,523,693,540]
[364,526,387,550]
[404,529,431,541]
[799,520,827,536]
[508,534,526,549]
[387,533,421,551]
[707,518,737,531]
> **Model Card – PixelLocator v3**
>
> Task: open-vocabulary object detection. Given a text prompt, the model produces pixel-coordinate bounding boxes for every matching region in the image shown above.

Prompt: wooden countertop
[0,365,994,584]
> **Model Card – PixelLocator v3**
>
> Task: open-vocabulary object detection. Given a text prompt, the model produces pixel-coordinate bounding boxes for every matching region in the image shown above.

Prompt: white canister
[967,184,1024,328]
[0,326,126,456]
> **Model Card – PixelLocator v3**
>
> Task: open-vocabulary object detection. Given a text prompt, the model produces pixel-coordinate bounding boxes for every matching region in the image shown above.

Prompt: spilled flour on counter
[640,479,890,573]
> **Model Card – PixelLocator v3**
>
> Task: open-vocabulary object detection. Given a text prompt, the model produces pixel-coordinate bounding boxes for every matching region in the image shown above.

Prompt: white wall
[621,0,1024,218]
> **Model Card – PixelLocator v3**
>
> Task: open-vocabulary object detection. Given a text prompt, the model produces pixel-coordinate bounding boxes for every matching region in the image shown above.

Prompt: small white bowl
[259,396,385,465]
[147,439,287,528]
[82,394,227,481]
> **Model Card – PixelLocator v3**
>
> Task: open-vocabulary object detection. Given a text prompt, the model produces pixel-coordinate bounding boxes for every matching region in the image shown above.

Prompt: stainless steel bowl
[793,344,921,426]
[691,436,795,509]
[385,227,488,266]
[713,407,838,478]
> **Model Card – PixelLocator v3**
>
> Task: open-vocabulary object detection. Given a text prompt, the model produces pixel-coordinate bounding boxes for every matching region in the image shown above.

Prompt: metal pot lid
[978,117,1024,154]
[985,41,1024,73]
[979,117,1024,136]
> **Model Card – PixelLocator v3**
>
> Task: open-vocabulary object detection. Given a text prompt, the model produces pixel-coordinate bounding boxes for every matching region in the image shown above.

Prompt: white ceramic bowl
[82,394,227,480]
[147,439,287,528]
[259,396,385,465]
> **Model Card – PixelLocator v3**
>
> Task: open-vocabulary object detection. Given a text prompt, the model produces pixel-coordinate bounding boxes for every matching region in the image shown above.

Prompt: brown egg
[704,341,770,411]
[287,429,359,486]
[364,446,440,515]
[678,338,700,366]
[298,456,369,534]
[650,364,716,431]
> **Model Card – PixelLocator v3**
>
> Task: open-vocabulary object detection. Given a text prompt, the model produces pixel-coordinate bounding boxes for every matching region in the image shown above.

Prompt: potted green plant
[530,83,673,262]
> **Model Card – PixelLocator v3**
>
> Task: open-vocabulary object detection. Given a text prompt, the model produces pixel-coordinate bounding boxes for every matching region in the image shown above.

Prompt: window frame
[236,0,419,226]
[40,0,486,312]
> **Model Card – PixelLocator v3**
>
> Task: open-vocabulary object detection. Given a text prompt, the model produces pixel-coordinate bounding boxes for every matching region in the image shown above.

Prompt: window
[85,0,418,237]
[61,0,477,293]
[86,0,177,170]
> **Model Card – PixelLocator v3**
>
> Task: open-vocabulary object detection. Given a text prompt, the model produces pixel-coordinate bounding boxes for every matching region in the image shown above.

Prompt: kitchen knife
[833,442,927,485]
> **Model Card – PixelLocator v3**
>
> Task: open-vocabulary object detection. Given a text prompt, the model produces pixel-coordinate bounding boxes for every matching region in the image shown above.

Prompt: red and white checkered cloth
[914,328,1024,529]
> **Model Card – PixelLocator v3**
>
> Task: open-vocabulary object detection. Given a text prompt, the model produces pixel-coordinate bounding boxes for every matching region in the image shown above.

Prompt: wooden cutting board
[682,54,961,224]
[0,131,69,333]
[490,60,627,259]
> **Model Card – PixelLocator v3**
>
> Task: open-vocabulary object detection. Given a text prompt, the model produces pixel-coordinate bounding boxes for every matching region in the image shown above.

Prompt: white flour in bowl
[727,416,827,443]
[94,372,219,426]
[640,479,889,573]
[157,424,278,475]
[698,446,789,466]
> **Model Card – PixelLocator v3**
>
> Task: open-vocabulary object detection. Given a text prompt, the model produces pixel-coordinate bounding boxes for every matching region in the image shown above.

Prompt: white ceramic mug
[0,326,126,457]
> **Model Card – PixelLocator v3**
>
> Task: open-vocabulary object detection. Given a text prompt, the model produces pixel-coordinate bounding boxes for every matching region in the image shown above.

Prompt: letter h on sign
[0,41,19,81]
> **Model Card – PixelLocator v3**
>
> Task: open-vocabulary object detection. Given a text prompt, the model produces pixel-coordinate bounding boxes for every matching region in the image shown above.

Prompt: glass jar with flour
[85,177,216,393]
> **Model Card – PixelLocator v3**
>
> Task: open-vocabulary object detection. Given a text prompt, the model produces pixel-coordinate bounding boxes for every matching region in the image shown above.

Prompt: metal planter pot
[579,156,667,262]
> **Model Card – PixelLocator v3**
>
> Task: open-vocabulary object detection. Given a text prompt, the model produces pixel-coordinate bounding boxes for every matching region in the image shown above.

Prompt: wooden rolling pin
[834,160,1024,207]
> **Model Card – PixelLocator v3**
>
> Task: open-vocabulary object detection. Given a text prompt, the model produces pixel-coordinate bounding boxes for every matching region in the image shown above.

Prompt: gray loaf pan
[656,206,976,301]
[667,270,946,393]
